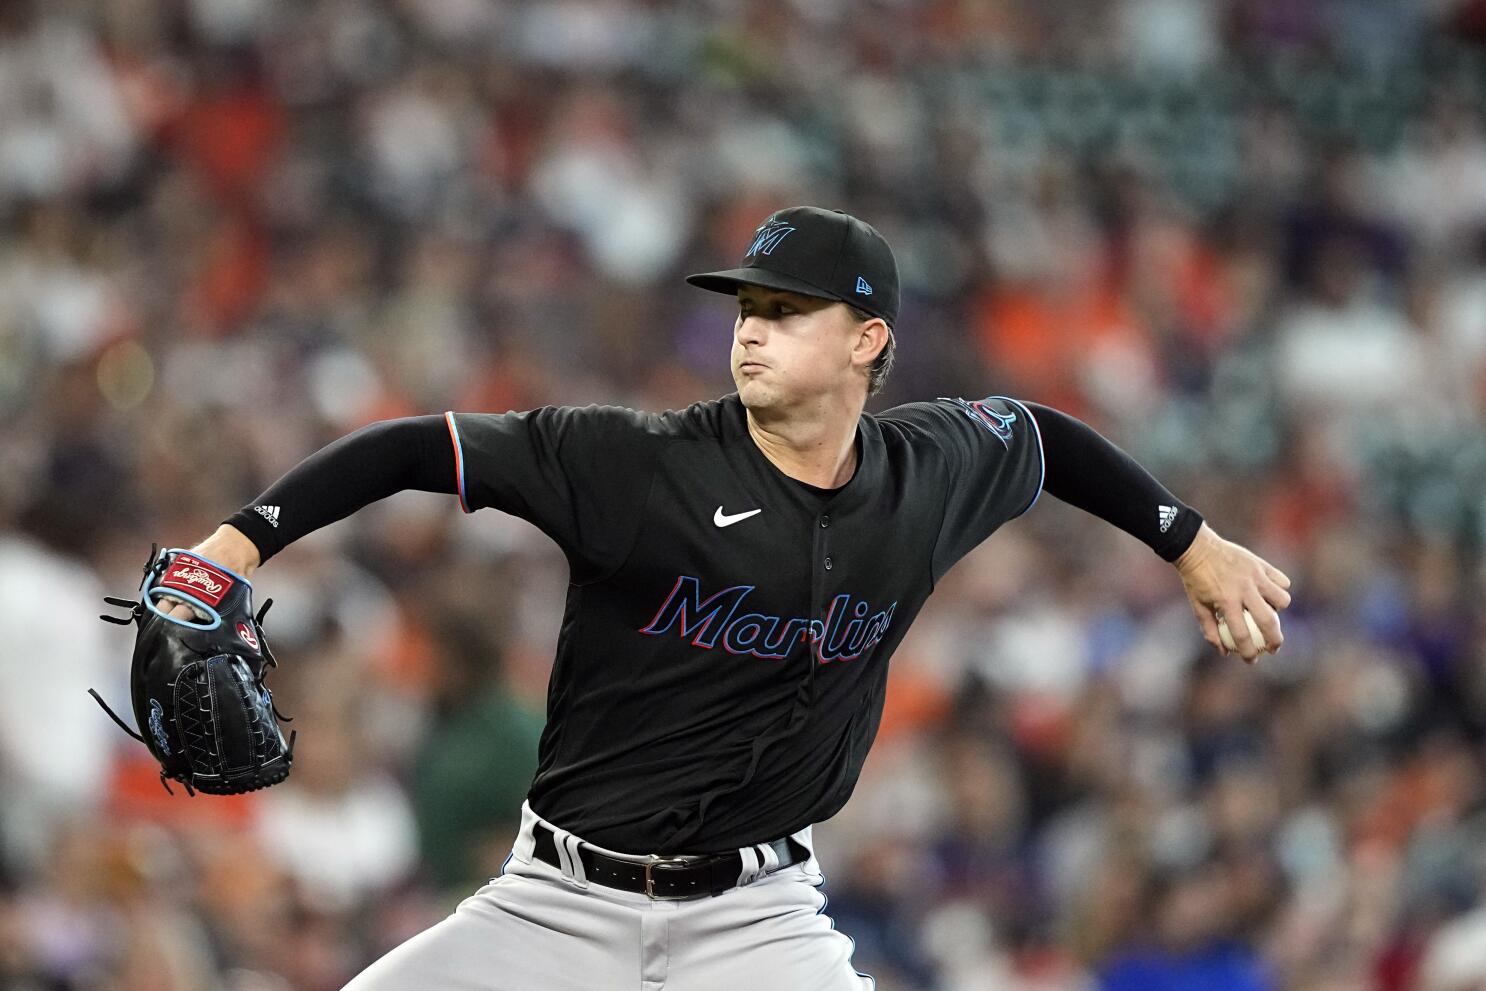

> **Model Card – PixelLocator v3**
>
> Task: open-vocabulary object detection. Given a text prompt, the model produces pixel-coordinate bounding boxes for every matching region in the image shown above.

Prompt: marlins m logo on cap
[746,219,796,257]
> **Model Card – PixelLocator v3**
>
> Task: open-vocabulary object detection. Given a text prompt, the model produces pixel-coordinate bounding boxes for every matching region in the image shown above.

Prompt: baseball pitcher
[102,207,1291,989]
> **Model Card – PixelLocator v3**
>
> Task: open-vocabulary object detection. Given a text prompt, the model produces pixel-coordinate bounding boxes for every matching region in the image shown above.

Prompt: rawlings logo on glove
[91,545,295,796]
[158,554,234,604]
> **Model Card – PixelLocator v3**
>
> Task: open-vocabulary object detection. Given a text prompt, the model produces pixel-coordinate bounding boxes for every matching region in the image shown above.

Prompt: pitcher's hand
[1175,523,1291,663]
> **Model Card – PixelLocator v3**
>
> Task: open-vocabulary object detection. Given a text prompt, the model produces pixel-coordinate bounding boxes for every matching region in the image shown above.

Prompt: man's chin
[736,380,773,408]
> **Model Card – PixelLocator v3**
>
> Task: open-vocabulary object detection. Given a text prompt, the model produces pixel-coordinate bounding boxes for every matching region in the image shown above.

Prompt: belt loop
[513,802,539,864]
[563,833,589,888]
[758,841,781,874]
[552,832,579,885]
[735,844,762,887]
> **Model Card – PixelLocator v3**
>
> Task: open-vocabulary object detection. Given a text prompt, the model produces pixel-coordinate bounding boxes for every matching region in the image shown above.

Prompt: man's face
[731,285,860,412]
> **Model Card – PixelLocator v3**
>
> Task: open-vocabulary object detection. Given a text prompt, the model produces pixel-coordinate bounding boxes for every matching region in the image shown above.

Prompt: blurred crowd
[2,0,1486,989]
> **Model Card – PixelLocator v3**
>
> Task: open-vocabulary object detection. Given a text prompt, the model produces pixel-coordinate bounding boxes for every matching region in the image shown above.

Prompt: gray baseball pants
[343,802,875,990]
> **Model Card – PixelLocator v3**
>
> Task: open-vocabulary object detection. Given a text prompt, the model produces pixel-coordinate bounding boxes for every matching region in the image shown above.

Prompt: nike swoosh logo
[714,506,762,528]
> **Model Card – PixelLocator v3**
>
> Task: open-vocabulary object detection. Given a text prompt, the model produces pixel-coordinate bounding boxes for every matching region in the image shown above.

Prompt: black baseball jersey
[446,392,1043,854]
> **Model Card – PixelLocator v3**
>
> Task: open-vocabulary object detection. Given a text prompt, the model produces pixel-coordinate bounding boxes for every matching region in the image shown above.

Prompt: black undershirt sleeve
[1025,402,1203,562]
[223,415,456,563]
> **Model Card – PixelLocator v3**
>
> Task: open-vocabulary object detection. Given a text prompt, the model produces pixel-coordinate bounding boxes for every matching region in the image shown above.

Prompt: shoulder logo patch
[942,397,1016,448]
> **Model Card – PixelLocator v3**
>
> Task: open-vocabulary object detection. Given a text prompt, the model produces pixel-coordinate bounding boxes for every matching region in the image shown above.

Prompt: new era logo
[856,276,873,295]
[255,505,280,527]
[1157,505,1178,533]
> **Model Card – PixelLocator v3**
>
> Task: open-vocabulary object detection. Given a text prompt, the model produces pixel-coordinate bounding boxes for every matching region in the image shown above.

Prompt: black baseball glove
[92,545,294,796]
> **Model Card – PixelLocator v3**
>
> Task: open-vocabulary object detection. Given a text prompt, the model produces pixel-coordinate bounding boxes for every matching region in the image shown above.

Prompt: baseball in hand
[1217,609,1268,653]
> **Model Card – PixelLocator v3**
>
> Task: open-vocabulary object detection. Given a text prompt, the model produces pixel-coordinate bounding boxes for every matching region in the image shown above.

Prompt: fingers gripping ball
[91,546,295,796]
[1217,609,1268,654]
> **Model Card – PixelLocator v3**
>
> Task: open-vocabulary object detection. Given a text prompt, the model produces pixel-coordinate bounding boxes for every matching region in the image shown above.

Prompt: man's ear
[851,316,889,370]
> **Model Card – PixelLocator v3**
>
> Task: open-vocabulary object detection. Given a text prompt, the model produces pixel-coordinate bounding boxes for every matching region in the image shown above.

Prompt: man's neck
[745,397,863,490]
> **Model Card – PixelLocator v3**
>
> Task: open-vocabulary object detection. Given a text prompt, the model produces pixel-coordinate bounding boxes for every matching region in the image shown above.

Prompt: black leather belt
[531,823,806,900]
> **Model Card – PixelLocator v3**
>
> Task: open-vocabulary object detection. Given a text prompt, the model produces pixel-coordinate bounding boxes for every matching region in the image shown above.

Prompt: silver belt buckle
[644,856,698,900]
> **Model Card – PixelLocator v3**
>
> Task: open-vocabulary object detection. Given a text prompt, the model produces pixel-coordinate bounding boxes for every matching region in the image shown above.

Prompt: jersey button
[824,556,833,570]
[820,515,830,528]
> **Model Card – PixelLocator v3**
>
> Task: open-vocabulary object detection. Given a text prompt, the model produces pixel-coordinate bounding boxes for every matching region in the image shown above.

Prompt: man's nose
[736,314,767,345]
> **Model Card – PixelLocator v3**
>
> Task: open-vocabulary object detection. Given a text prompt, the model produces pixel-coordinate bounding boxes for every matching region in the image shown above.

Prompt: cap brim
[685,267,844,303]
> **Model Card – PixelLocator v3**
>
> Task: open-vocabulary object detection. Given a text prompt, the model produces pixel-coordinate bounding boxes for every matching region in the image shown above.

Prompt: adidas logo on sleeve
[254,505,281,527]
[1157,505,1177,533]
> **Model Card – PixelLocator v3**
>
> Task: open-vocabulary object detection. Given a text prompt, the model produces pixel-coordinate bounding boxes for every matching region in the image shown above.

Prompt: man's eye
[778,306,795,315]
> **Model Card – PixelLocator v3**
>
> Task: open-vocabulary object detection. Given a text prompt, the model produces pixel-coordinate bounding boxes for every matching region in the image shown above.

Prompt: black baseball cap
[687,206,899,327]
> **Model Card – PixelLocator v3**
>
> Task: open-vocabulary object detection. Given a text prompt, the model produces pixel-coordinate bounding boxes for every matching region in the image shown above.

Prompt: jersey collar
[721,394,885,516]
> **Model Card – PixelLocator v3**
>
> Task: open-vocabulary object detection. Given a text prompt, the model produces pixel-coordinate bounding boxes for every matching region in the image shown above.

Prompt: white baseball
[1216,609,1268,653]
